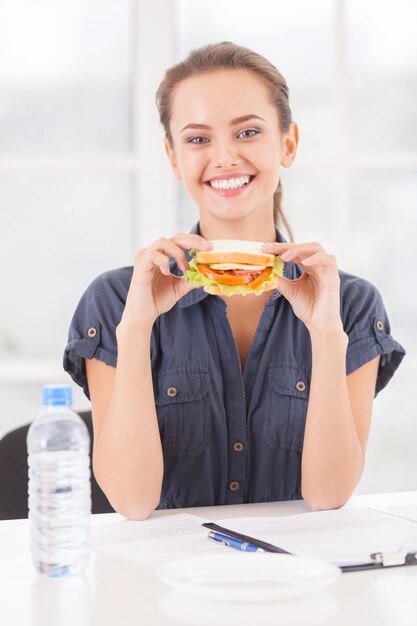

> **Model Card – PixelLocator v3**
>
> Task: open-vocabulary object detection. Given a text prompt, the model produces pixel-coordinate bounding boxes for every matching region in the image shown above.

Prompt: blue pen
[208,531,263,552]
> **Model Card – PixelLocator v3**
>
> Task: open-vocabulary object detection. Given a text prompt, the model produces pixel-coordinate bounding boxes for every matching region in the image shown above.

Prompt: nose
[213,138,239,169]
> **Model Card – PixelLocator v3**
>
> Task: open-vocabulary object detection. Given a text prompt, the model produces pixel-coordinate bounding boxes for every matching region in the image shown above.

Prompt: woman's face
[165,69,298,225]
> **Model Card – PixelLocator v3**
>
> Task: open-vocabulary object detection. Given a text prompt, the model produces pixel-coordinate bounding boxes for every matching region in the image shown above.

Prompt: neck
[198,212,277,243]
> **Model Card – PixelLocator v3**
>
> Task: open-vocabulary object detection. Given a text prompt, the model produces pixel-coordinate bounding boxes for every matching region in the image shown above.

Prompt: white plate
[157,552,341,602]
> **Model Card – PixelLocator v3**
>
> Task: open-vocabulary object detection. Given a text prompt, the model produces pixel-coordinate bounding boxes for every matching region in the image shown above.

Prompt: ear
[281,122,299,168]
[164,140,182,180]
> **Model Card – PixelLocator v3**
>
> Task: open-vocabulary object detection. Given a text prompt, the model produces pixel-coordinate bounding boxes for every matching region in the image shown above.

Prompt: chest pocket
[264,363,310,451]
[155,368,211,456]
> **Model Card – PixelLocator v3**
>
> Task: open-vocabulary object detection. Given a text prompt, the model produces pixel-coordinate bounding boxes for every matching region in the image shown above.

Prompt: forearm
[301,330,364,510]
[93,321,163,519]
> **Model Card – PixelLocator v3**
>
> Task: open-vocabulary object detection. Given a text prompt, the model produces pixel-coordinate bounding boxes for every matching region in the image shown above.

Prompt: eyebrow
[180,114,266,133]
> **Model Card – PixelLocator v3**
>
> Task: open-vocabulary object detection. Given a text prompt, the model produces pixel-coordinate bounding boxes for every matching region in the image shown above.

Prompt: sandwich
[183,239,284,296]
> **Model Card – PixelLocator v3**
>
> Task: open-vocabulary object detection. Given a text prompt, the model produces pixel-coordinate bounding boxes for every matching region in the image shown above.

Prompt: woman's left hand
[262,241,344,335]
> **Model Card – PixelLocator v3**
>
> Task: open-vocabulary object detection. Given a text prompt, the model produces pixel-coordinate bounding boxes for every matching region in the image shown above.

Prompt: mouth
[205,175,256,196]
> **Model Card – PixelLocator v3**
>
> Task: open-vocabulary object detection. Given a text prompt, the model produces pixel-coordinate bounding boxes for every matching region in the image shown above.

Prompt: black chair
[0,411,114,520]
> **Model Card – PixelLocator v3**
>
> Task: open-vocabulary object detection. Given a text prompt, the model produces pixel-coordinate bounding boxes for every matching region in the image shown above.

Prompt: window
[0,0,176,431]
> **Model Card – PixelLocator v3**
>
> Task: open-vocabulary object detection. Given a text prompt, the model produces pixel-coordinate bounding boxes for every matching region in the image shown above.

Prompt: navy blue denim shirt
[64,223,405,509]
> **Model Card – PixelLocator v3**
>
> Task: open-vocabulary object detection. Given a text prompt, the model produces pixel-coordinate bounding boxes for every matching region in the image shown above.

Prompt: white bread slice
[196,239,274,267]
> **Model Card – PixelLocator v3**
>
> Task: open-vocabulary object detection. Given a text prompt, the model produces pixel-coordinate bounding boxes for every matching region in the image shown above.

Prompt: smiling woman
[160,66,298,240]
[158,53,296,241]
[63,41,405,520]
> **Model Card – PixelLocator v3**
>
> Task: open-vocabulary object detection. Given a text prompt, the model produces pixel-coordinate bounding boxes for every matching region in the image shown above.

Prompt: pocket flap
[155,368,211,406]
[267,363,310,398]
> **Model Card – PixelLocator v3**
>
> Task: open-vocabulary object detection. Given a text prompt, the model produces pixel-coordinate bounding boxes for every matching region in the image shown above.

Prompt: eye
[237,128,261,139]
[186,136,209,145]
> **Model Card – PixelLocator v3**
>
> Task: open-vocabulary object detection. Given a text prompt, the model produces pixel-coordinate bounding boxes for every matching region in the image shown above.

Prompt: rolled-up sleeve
[340,272,406,396]
[63,267,133,399]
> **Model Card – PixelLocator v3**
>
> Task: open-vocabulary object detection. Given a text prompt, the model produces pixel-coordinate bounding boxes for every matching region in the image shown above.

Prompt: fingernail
[280,251,291,260]
[263,243,273,250]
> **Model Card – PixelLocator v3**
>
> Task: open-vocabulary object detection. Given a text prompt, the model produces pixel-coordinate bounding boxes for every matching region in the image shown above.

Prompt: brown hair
[156,41,294,241]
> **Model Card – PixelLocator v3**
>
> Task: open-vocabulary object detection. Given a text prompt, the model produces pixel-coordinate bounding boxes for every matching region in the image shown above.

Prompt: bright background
[0,0,416,494]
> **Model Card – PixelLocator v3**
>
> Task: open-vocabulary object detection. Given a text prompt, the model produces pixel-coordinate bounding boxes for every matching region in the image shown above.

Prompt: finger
[170,233,213,251]
[262,241,325,262]
[301,252,337,268]
[149,249,172,275]
[262,241,292,253]
[150,237,191,272]
[273,275,299,303]
[175,275,199,299]
[280,243,325,263]
[300,253,340,290]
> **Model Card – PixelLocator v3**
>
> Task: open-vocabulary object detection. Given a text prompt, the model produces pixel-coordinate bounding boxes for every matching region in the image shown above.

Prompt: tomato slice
[247,267,273,289]
[197,264,251,285]
[197,264,273,288]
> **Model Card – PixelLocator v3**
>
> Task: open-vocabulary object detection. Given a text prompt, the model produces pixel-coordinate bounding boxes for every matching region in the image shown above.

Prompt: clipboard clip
[370,548,417,567]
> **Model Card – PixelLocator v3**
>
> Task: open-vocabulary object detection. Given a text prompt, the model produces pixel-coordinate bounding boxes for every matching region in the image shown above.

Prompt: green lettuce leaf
[183,250,284,296]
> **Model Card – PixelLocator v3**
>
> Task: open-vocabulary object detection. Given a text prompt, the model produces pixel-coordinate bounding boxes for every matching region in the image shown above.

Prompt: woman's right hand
[119,233,212,331]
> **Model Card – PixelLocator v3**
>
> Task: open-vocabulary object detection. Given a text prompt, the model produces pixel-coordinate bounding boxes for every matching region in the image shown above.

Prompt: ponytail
[273,181,294,242]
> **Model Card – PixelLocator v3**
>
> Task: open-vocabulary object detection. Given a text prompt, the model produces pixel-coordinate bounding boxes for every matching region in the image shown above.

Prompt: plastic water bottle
[27,384,91,576]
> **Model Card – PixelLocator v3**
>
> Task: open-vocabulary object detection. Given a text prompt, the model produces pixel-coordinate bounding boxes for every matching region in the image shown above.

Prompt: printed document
[92,508,417,568]
[92,513,222,567]
[216,508,417,566]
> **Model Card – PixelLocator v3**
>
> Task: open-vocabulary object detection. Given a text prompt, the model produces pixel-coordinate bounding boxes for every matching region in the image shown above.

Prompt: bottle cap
[42,384,73,406]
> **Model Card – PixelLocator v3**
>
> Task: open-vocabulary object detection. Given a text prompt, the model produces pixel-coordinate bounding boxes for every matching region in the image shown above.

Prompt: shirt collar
[177,221,298,308]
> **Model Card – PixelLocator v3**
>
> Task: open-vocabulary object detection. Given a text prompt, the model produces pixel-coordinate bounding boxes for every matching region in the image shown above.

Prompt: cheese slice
[210,262,265,271]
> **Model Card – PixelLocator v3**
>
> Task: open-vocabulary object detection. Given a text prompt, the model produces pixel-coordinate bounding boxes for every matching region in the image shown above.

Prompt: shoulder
[339,269,380,297]
[86,266,134,302]
[339,270,383,315]
[338,269,390,340]
[70,265,134,331]
[338,270,406,390]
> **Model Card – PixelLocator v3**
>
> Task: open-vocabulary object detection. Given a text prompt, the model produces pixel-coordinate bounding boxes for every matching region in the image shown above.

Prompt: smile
[209,175,251,190]
[205,175,256,196]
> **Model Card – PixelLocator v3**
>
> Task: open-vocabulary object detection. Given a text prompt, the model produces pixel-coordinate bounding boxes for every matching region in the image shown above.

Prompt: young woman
[64,42,405,519]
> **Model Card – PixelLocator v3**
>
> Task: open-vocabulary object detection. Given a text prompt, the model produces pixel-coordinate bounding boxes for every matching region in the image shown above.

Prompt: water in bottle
[27,384,91,576]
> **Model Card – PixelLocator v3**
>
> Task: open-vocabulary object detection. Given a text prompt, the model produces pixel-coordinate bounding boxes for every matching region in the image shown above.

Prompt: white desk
[1,491,416,626]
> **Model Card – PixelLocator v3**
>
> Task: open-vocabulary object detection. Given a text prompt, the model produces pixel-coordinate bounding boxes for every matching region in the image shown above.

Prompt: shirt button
[376,320,384,331]
[166,386,178,398]
[87,327,97,338]
[233,442,244,452]
[295,381,306,392]
[229,481,240,491]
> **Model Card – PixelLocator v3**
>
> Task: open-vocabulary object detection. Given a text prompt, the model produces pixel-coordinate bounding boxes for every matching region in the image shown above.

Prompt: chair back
[0,411,114,520]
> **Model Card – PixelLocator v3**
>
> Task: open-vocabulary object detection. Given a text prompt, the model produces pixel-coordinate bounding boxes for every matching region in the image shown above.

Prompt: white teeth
[209,175,251,190]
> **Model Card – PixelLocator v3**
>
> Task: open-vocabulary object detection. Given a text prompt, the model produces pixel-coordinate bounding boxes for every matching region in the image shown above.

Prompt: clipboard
[202,521,417,573]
